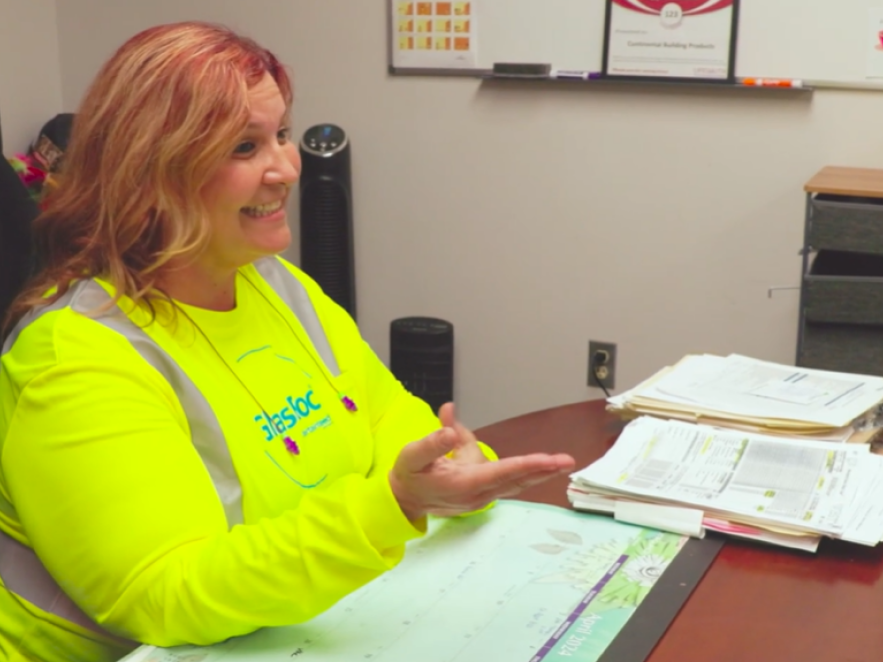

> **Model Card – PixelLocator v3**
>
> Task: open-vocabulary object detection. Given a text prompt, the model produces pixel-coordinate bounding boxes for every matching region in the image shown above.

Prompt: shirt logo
[254,390,322,441]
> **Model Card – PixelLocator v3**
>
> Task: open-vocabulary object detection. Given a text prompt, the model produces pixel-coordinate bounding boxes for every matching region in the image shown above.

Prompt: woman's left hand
[429,402,490,516]
[439,402,487,465]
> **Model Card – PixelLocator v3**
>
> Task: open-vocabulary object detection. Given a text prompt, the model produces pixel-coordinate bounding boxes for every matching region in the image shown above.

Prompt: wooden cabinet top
[805,166,883,197]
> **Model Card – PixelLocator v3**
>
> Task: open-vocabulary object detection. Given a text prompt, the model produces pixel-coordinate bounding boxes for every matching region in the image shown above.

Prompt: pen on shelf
[739,77,804,88]
[551,69,603,81]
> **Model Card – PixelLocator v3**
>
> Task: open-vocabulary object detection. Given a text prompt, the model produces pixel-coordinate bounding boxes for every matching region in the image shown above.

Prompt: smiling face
[198,73,301,272]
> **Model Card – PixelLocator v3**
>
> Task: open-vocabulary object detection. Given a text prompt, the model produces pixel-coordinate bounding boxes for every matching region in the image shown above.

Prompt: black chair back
[0,115,40,330]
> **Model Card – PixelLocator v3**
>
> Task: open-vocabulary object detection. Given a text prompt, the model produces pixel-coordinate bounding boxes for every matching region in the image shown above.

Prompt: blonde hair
[5,21,292,330]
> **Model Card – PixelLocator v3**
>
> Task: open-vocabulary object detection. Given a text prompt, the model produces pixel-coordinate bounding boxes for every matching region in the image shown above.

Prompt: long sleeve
[0,259,496,651]
[361,338,445,473]
[357,338,498,494]
[1,354,424,647]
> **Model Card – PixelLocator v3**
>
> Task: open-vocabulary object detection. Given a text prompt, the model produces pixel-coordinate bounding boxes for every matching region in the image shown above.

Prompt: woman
[0,21,575,662]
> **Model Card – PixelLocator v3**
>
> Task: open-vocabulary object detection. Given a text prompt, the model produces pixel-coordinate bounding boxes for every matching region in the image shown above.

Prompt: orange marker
[740,77,804,88]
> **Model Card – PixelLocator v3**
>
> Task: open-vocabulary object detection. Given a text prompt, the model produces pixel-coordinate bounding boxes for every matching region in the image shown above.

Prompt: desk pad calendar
[123,501,722,662]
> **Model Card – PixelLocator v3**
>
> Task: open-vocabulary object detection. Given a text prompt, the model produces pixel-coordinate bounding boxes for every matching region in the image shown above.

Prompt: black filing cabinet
[799,167,883,375]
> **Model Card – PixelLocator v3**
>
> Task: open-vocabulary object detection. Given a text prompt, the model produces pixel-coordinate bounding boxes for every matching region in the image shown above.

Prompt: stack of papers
[569,416,883,552]
[606,354,883,444]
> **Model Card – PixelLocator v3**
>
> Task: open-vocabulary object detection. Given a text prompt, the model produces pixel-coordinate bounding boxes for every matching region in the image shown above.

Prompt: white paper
[572,416,883,544]
[705,524,821,553]
[614,501,705,539]
[567,490,822,553]
[391,1,477,69]
[841,454,883,544]
[622,354,883,429]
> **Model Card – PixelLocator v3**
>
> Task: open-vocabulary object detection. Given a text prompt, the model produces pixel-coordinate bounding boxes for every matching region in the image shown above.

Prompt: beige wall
[0,0,62,152]
[53,1,883,429]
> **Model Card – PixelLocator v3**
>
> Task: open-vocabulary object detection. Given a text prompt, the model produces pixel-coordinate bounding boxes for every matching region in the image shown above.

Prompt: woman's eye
[234,141,256,155]
[277,128,291,143]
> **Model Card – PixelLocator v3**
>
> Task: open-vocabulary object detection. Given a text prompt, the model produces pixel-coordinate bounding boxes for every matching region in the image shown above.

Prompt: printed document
[572,417,883,545]
[610,354,883,429]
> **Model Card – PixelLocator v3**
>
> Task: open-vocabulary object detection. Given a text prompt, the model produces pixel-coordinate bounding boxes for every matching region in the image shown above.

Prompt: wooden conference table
[475,399,883,662]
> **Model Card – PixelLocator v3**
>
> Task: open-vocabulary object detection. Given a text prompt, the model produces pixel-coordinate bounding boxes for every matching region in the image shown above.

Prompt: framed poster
[602,1,739,82]
[391,1,478,70]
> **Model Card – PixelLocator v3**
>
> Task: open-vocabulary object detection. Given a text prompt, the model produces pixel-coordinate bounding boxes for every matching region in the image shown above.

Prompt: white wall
[0,0,62,152]
[53,1,883,429]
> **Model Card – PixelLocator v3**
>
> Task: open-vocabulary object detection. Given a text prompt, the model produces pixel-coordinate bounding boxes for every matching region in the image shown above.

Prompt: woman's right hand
[388,425,575,521]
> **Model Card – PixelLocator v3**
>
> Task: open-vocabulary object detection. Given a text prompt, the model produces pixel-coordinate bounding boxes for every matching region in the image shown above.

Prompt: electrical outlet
[588,341,617,390]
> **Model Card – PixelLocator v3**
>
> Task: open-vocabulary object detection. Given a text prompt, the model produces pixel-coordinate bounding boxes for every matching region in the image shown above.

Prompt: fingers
[453,453,574,496]
[439,402,487,464]
[392,426,577,522]
[489,453,575,484]
[547,453,576,472]
[439,402,474,447]
[399,427,459,472]
[471,461,574,507]
[438,402,455,428]
[476,470,564,501]
[452,468,569,514]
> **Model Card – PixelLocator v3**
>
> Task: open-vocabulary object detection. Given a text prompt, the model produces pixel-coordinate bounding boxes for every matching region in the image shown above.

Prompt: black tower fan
[390,317,454,415]
[299,124,356,319]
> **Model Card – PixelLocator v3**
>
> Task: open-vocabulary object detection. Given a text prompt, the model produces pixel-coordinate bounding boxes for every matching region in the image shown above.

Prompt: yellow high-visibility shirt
[0,258,491,662]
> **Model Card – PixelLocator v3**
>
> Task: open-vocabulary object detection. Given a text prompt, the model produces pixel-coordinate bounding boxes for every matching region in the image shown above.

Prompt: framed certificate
[602,1,740,82]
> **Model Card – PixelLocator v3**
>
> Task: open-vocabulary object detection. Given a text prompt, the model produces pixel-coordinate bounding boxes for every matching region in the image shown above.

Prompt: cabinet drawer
[804,275,883,325]
[798,322,883,376]
[809,195,883,254]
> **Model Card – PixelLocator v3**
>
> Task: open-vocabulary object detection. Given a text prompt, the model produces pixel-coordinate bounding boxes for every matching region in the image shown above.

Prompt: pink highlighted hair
[6,21,292,329]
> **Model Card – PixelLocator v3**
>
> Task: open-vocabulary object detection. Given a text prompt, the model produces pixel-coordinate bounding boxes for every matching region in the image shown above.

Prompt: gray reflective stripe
[2,263,338,528]
[2,284,244,528]
[253,257,341,376]
[0,282,242,639]
[0,528,133,644]
[0,260,340,634]
[2,288,76,356]
[71,282,244,528]
[1,289,87,526]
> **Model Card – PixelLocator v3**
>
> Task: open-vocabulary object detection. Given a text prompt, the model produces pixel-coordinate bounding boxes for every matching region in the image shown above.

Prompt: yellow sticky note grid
[434,19,452,32]
[397,18,413,32]
[399,36,414,50]
[416,35,433,49]
[454,2,471,16]
[416,18,432,32]
[434,36,451,50]
[454,19,470,33]
[417,2,433,15]
[397,2,414,15]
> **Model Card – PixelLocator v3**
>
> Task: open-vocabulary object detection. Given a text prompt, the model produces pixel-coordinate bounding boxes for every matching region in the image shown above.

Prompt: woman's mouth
[241,200,285,218]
